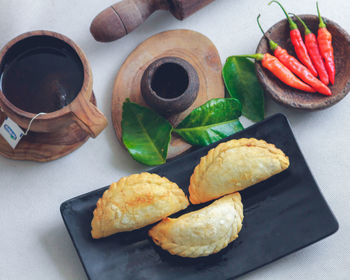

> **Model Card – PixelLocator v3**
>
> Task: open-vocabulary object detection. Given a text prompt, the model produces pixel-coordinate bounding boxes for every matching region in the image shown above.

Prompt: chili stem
[268,0,298,30]
[256,14,266,37]
[316,2,326,28]
[289,13,312,35]
[233,54,265,61]
[256,14,278,51]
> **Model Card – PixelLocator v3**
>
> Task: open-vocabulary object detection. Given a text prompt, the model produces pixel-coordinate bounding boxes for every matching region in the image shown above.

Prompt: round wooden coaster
[112,29,225,159]
[0,93,96,162]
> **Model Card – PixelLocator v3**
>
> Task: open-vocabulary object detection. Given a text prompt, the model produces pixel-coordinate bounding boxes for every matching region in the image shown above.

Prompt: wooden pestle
[90,0,215,42]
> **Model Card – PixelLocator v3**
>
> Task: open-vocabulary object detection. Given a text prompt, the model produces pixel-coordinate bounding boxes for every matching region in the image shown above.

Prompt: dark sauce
[151,63,189,99]
[0,36,84,113]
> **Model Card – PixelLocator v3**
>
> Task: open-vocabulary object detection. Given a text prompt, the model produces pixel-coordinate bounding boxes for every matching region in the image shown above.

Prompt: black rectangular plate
[61,114,338,280]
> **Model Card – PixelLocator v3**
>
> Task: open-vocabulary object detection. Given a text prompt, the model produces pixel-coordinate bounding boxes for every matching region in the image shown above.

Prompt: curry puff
[149,193,243,258]
[189,138,290,204]
[91,173,189,239]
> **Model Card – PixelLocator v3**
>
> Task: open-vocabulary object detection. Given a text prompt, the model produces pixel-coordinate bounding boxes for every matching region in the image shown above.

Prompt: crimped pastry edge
[189,138,290,204]
[91,172,189,239]
[148,193,244,258]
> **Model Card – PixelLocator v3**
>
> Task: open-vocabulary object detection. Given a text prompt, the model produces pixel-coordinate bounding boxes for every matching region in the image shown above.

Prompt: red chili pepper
[239,53,315,93]
[316,2,335,85]
[269,1,318,77]
[256,15,331,96]
[273,48,331,95]
[291,14,329,85]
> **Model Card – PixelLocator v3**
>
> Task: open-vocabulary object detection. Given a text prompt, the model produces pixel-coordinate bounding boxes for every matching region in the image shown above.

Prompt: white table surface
[0,0,349,279]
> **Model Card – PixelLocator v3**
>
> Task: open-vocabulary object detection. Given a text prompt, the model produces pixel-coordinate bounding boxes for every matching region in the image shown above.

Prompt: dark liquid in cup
[0,36,84,113]
[151,63,189,99]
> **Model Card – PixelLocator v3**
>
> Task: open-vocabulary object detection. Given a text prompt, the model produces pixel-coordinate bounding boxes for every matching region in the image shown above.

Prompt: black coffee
[151,63,189,99]
[0,36,84,113]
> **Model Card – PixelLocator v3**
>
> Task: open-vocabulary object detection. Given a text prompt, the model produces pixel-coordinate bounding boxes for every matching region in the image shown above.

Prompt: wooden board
[112,29,224,159]
[0,94,96,162]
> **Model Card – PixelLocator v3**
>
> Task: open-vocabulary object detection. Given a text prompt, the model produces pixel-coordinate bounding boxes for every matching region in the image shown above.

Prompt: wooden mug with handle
[0,31,108,138]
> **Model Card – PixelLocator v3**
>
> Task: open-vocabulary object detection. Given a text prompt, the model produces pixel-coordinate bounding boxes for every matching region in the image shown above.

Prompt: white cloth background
[0,0,349,279]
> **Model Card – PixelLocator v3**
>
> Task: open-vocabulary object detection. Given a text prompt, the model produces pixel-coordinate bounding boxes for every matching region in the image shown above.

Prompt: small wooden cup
[0,31,107,137]
[256,15,350,110]
[141,56,199,116]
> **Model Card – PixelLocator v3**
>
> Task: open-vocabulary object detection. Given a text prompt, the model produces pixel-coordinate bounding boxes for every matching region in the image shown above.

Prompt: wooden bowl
[256,15,350,110]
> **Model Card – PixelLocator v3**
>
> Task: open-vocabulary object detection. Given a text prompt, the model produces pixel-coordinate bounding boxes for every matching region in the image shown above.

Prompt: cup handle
[71,96,108,138]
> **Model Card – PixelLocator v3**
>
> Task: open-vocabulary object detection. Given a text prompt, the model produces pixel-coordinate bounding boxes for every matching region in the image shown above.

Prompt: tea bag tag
[0,116,25,149]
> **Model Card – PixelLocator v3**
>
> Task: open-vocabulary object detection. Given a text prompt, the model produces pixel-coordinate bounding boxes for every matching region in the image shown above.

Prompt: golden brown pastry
[149,193,243,258]
[189,138,289,204]
[91,173,189,239]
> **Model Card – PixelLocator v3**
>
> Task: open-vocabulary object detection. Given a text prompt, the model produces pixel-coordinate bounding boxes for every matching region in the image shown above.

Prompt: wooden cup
[141,56,199,116]
[0,31,107,138]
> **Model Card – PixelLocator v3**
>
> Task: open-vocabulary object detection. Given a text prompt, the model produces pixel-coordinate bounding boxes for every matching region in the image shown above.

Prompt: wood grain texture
[256,15,350,110]
[141,56,199,116]
[91,0,169,42]
[0,94,96,162]
[0,30,107,137]
[90,0,215,42]
[169,0,215,20]
[112,30,224,159]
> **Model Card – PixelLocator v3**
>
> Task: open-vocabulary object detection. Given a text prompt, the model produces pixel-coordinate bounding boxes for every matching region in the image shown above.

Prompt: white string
[23,112,46,135]
[0,105,46,135]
